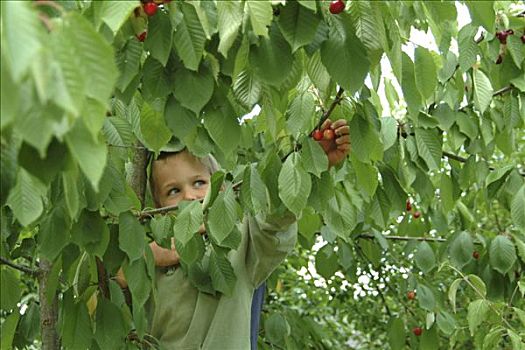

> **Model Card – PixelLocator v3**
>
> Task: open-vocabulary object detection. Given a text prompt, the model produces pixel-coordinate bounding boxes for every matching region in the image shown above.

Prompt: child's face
[151,151,211,208]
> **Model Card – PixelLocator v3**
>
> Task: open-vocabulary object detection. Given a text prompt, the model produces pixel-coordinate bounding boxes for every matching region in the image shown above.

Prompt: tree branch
[0,256,39,276]
[315,87,345,130]
[357,233,483,245]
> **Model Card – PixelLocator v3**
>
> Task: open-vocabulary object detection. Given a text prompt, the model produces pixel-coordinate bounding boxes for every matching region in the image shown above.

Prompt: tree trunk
[38,258,60,350]
[129,140,149,208]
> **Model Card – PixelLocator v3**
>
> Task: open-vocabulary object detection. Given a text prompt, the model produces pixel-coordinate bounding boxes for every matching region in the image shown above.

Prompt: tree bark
[38,258,60,350]
[128,140,149,208]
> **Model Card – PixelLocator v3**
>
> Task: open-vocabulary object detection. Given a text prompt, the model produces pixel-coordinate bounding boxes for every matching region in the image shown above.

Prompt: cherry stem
[315,87,345,131]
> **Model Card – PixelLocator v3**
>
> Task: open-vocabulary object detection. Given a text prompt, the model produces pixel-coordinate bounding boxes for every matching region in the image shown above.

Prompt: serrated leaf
[250,24,293,87]
[415,241,436,274]
[98,1,138,34]
[349,115,383,164]
[173,3,206,71]
[473,69,493,114]
[278,2,320,52]
[246,1,273,38]
[436,311,456,336]
[415,128,442,171]
[286,92,315,136]
[173,65,214,114]
[321,25,370,94]
[415,47,437,100]
[511,185,525,229]
[467,274,487,297]
[173,201,203,245]
[464,1,495,32]
[119,211,146,262]
[1,268,22,310]
[448,278,462,313]
[207,188,238,244]
[401,52,422,118]
[209,250,237,295]
[300,138,328,178]
[278,153,311,215]
[6,168,47,226]
[417,284,436,311]
[145,10,173,66]
[61,292,92,350]
[150,215,172,243]
[351,156,378,198]
[65,118,107,191]
[489,235,517,275]
[94,298,129,349]
[467,299,489,335]
[140,102,172,153]
[233,69,262,108]
[458,24,480,72]
[203,108,240,156]
[450,231,474,268]
[217,2,243,58]
[348,1,385,52]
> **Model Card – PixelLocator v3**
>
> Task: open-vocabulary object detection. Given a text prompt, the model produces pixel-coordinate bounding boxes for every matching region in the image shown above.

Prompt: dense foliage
[1,1,524,349]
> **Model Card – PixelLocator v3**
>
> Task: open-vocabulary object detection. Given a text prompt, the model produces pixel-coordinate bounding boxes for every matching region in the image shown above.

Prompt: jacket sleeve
[244,211,297,287]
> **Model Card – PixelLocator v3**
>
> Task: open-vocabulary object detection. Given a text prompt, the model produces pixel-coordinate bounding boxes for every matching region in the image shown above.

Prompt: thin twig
[315,87,345,130]
[108,144,148,150]
[33,0,66,15]
[357,233,483,245]
[0,256,39,276]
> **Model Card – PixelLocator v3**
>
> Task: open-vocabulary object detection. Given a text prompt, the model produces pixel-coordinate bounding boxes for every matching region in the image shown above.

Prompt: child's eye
[194,180,207,188]
[167,187,180,196]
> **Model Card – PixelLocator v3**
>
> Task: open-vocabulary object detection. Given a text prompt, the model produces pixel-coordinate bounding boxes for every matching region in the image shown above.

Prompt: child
[126,119,350,349]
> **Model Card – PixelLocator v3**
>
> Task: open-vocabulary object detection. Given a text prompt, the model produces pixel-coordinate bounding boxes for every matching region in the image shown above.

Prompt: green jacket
[149,213,297,350]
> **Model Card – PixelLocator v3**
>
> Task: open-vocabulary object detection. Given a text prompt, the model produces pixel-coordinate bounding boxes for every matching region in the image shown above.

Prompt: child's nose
[182,189,199,201]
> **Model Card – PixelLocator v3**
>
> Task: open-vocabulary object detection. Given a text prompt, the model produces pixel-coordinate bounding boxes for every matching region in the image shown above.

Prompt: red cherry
[472,251,480,260]
[312,130,323,141]
[323,128,335,140]
[407,291,416,300]
[143,2,158,16]
[329,0,345,14]
[496,54,503,64]
[136,31,147,42]
[413,211,421,219]
[496,31,508,44]
[406,200,412,212]
[521,35,525,44]
[412,327,423,336]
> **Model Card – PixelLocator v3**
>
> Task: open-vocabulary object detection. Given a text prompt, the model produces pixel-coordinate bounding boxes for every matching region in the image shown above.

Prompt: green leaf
[119,211,146,262]
[62,164,82,221]
[145,11,173,66]
[209,249,237,295]
[436,311,456,336]
[250,24,293,87]
[0,310,20,350]
[467,274,487,298]
[458,24,480,72]
[415,241,436,274]
[140,102,172,153]
[464,1,495,32]
[265,313,291,345]
[286,92,315,136]
[315,244,339,279]
[203,108,240,156]
[511,185,525,229]
[278,153,312,215]
[116,38,143,92]
[351,156,378,198]
[349,115,383,163]
[246,1,273,38]
[473,69,493,114]
[321,24,370,94]
[448,278,462,313]
[415,47,437,100]
[141,57,170,100]
[240,164,269,215]
[65,118,107,191]
[380,116,397,150]
[173,201,203,245]
[489,235,517,275]
[40,205,70,261]
[150,215,172,243]
[1,1,43,82]
[71,210,109,257]
[507,35,524,68]
[207,187,238,244]
[300,138,329,178]
[173,65,214,114]
[1,268,21,310]
[449,231,474,268]
[388,317,405,350]
[417,284,436,311]
[61,291,93,350]
[401,52,422,118]
[98,1,138,34]
[415,127,442,171]
[348,1,386,52]
[278,2,320,52]
[173,3,206,71]
[94,298,129,349]
[232,69,262,108]
[6,169,47,226]
[467,299,489,335]
[123,257,151,308]
[217,2,243,58]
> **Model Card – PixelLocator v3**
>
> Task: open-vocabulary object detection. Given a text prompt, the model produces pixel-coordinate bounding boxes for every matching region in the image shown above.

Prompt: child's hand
[316,119,350,167]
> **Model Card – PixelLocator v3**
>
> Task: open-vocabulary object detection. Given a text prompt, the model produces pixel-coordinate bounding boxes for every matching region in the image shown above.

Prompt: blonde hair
[148,150,220,207]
